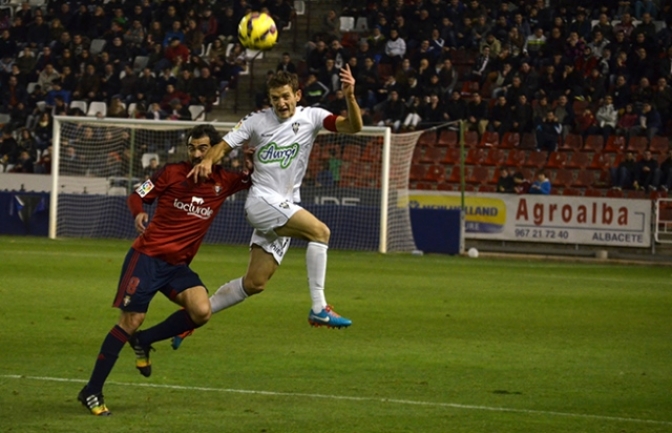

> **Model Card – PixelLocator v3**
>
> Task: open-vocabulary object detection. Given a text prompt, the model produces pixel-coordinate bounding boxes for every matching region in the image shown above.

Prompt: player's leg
[80,249,155,416]
[276,209,352,329]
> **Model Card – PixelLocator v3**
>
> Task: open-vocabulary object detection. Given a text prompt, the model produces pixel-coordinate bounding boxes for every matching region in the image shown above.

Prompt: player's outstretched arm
[335,64,363,134]
[188,140,233,181]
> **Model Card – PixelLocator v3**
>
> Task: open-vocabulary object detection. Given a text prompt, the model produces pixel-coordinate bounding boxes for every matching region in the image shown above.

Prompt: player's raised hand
[188,159,214,182]
[134,212,149,234]
[340,64,356,98]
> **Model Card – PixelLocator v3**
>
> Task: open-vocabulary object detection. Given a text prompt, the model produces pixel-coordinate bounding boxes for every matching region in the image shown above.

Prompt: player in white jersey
[184,67,363,335]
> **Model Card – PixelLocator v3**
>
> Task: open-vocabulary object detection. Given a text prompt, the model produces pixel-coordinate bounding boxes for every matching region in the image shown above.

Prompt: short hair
[268,71,299,93]
[187,124,221,147]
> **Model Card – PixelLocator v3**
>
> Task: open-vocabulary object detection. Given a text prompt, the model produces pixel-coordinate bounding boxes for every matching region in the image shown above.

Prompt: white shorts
[245,195,302,264]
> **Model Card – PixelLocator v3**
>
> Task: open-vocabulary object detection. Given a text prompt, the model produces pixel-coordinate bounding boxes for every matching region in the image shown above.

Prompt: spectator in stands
[321,9,340,41]
[523,27,546,64]
[74,64,101,102]
[511,94,534,134]
[595,95,618,145]
[302,73,329,107]
[377,89,405,132]
[44,80,70,108]
[488,95,511,138]
[593,13,614,39]
[553,95,575,139]
[471,46,491,84]
[490,63,514,98]
[326,89,347,117]
[146,102,166,120]
[535,111,562,153]
[655,149,672,192]
[277,52,297,74]
[528,170,551,195]
[192,66,218,112]
[466,93,489,136]
[166,98,191,121]
[419,93,444,129]
[633,150,659,190]
[454,17,475,50]
[27,15,50,49]
[533,95,552,126]
[355,57,379,111]
[318,58,340,93]
[496,167,515,193]
[0,126,18,165]
[32,112,51,150]
[17,127,36,160]
[653,78,672,125]
[160,83,190,111]
[9,149,33,173]
[143,157,160,180]
[37,64,60,93]
[307,40,328,74]
[107,96,127,118]
[402,95,423,131]
[628,102,662,145]
[632,77,654,109]
[61,145,86,176]
[585,68,607,103]
[610,151,637,190]
[437,58,459,97]
[575,108,598,140]
[2,75,28,113]
[382,28,406,72]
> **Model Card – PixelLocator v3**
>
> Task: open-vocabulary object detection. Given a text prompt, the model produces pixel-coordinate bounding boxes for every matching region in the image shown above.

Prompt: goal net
[50,116,422,253]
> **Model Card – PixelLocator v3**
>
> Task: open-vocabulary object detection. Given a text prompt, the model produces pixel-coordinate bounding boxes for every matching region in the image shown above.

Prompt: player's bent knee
[188,302,212,326]
[242,275,266,295]
[312,222,330,244]
[118,312,145,334]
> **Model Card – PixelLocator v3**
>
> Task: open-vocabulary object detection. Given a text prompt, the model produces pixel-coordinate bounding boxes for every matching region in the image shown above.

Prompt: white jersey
[224,106,332,202]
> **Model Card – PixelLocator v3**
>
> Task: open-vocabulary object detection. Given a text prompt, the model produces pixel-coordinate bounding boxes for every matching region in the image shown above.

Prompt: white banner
[408,191,651,248]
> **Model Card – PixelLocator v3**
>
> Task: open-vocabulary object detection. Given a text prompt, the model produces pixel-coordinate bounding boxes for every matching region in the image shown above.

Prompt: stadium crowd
[0,0,295,174]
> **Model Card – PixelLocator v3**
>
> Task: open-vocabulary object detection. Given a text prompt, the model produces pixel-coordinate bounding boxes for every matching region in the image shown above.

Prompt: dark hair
[268,71,299,93]
[187,124,221,147]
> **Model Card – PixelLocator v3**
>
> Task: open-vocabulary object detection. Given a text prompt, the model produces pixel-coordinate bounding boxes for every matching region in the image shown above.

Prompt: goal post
[49,116,424,253]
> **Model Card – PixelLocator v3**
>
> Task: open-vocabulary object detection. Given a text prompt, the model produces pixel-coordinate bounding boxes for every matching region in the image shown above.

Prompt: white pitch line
[2,374,671,426]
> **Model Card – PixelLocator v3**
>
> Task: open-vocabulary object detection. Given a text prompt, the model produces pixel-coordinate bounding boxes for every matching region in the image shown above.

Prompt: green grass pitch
[1,236,671,433]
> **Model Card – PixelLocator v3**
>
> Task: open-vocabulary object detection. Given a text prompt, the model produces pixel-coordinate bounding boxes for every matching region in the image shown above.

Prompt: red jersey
[128,161,250,265]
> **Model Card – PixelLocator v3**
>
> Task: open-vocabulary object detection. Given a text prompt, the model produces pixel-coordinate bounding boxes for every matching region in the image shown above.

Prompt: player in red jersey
[78,125,251,416]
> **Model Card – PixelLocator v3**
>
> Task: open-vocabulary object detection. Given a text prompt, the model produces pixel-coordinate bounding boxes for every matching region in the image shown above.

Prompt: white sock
[307,241,328,314]
[209,277,248,314]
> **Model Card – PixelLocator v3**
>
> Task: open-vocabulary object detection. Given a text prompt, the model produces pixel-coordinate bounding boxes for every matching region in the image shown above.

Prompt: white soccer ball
[468,247,479,258]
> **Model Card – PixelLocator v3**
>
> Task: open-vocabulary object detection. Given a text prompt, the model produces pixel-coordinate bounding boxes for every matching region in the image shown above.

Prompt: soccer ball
[238,12,278,50]
[468,247,479,258]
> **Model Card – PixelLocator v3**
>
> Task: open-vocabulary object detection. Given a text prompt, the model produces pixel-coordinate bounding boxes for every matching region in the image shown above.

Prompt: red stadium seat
[464,131,479,148]
[566,151,591,169]
[342,144,362,162]
[420,146,445,164]
[446,165,462,183]
[412,146,424,164]
[523,151,547,168]
[483,148,507,166]
[424,164,446,182]
[650,136,670,154]
[584,187,603,197]
[418,131,438,147]
[437,130,457,147]
[520,133,536,149]
[562,187,582,196]
[584,135,604,152]
[442,147,461,165]
[606,188,624,198]
[410,164,427,181]
[501,132,521,148]
[560,133,583,151]
[319,143,340,160]
[546,151,567,168]
[361,141,382,162]
[436,182,453,191]
[468,166,490,185]
[505,149,526,167]
[572,169,595,188]
[604,135,626,153]
[627,136,648,153]
[478,184,496,192]
[552,169,574,188]
[465,147,487,165]
[589,152,612,170]
[627,190,647,199]
[479,131,499,147]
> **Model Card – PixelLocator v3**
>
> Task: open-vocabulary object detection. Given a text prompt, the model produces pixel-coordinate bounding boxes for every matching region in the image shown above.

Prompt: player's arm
[127,194,149,234]
[188,139,234,181]
[334,64,363,134]
[128,166,169,234]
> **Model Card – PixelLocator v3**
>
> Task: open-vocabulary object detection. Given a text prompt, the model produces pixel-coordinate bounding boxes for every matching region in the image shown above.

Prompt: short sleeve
[223,112,255,149]
[308,107,333,132]
[134,164,171,204]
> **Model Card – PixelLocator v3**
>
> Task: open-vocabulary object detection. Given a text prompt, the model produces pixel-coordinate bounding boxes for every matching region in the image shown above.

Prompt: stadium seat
[361,141,381,162]
[523,151,547,168]
[566,151,591,169]
[627,136,648,153]
[650,136,670,154]
[446,165,461,183]
[479,131,499,147]
[341,161,362,182]
[319,143,339,160]
[584,136,604,152]
[410,164,427,181]
[132,56,149,73]
[69,100,88,115]
[604,135,625,152]
[464,131,479,147]
[90,39,107,56]
[520,133,536,149]
[478,184,496,192]
[355,16,369,32]
[293,0,305,15]
[436,182,453,191]
[562,187,581,196]
[412,146,424,164]
[584,188,603,197]
[465,147,487,165]
[627,190,647,199]
[606,188,624,198]
[420,147,445,164]
[483,148,506,166]
[189,105,206,120]
[418,131,438,147]
[561,133,583,151]
[501,132,520,148]
[437,130,457,147]
[505,149,526,167]
[468,166,490,185]
[342,144,362,162]
[589,152,612,170]
[339,16,355,32]
[141,153,159,168]
[414,181,433,190]
[87,101,107,117]
[441,147,461,165]
[546,151,567,168]
[573,169,595,188]
[423,164,446,182]
[552,169,574,188]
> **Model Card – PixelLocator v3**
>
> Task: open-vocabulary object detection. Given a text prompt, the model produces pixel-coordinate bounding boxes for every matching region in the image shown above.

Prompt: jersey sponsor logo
[173,196,214,220]
[136,180,154,197]
[257,142,299,169]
